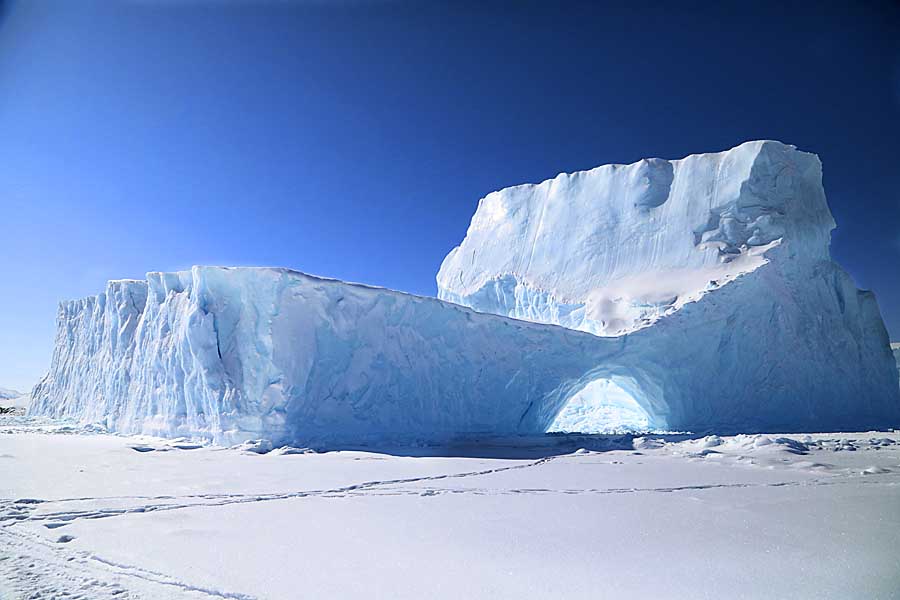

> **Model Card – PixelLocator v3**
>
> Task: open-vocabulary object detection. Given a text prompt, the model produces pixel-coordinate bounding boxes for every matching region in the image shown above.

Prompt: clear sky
[1,0,898,392]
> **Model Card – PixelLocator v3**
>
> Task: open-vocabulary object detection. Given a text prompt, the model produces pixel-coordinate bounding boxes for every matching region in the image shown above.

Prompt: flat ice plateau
[1,416,899,599]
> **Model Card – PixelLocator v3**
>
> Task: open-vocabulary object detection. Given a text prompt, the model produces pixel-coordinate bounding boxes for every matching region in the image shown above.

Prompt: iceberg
[30,268,652,444]
[442,141,834,335]
[438,140,899,431]
[30,141,900,443]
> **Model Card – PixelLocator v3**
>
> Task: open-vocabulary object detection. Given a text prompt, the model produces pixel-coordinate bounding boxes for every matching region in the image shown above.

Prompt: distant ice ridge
[0,387,29,412]
[0,387,23,401]
[30,141,900,442]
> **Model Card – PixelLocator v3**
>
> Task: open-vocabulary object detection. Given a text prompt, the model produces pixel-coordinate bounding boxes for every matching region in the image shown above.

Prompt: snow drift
[30,141,900,442]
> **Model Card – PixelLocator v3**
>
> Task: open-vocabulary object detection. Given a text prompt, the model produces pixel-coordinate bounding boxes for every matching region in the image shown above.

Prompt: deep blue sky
[1,1,898,391]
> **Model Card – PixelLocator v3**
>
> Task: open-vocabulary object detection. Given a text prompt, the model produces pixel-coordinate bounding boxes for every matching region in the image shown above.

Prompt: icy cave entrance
[546,378,652,434]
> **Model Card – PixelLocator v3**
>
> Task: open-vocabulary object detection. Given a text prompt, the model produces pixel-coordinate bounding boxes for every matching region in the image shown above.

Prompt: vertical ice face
[29,279,149,424]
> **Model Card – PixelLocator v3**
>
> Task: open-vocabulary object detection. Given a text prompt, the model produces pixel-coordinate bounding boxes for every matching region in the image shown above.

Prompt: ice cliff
[30,141,900,443]
[441,141,828,335]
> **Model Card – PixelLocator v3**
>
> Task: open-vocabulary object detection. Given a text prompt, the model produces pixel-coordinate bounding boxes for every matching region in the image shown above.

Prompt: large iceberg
[438,140,899,432]
[30,141,900,442]
[30,268,651,444]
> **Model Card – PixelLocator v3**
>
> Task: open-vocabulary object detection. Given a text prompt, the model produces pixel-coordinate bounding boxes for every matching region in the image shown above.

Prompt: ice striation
[30,141,900,443]
[30,268,660,444]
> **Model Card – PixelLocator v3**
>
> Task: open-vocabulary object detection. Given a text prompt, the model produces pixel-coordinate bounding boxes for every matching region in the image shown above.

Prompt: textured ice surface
[30,141,900,442]
[31,268,658,444]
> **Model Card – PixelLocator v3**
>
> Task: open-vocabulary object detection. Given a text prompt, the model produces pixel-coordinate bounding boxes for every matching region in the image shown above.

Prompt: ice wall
[30,268,650,444]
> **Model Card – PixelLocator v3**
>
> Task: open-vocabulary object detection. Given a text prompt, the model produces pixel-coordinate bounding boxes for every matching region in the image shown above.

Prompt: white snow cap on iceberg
[438,140,832,335]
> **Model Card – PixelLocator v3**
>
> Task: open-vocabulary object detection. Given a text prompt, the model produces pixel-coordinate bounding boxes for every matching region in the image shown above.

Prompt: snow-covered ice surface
[30,141,900,442]
[2,417,899,599]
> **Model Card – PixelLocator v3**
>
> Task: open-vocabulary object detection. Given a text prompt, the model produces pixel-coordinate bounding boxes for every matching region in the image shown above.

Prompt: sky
[0,0,898,391]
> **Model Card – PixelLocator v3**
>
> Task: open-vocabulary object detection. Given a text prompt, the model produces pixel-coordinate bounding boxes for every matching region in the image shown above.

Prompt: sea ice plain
[29,141,900,444]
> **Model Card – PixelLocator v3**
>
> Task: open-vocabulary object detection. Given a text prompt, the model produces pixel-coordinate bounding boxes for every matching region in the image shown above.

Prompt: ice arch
[547,378,653,434]
[532,365,669,435]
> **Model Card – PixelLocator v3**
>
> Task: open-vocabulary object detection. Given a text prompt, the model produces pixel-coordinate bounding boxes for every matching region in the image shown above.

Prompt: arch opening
[546,377,654,434]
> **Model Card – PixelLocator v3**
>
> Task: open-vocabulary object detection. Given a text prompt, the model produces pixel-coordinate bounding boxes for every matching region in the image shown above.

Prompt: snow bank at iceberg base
[438,140,900,432]
[30,268,669,445]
